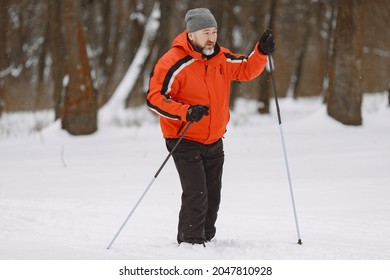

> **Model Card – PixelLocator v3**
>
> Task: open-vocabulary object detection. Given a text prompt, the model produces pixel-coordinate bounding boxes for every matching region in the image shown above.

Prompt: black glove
[258,30,275,55]
[186,105,210,122]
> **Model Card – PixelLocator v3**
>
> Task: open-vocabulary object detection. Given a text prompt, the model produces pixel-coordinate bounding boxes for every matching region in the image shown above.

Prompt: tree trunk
[62,0,97,135]
[322,0,337,102]
[48,0,65,120]
[0,0,9,115]
[294,1,328,98]
[258,0,275,114]
[327,0,364,125]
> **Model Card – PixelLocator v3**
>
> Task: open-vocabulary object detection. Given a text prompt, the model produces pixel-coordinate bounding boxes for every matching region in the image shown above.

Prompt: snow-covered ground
[0,94,389,261]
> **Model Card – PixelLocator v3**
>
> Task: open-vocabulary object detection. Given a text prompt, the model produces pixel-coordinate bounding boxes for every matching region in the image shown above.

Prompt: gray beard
[202,47,214,56]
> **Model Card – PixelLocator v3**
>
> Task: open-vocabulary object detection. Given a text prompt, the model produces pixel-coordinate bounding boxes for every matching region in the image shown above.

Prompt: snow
[1,92,389,262]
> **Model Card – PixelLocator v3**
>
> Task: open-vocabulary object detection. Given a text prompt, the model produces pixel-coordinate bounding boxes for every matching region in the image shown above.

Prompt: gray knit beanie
[185,8,218,33]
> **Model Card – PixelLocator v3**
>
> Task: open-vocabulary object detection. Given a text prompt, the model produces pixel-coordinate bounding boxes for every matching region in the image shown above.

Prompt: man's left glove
[258,30,275,55]
[186,105,210,122]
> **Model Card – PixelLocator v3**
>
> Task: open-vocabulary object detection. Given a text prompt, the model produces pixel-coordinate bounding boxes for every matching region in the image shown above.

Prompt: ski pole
[268,51,303,245]
[107,121,194,249]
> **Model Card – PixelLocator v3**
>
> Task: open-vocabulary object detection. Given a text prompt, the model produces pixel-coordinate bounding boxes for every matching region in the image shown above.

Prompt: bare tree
[360,0,390,93]
[327,0,365,125]
[2,0,390,132]
[126,1,159,107]
[48,0,65,120]
[61,0,97,135]
[293,0,328,98]
[99,0,142,107]
[257,0,274,114]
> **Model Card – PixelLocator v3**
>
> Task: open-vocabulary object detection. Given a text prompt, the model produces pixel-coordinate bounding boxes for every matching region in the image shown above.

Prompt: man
[147,8,275,245]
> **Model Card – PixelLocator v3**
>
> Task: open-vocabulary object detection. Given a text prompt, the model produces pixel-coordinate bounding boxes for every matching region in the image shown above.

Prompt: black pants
[166,138,224,243]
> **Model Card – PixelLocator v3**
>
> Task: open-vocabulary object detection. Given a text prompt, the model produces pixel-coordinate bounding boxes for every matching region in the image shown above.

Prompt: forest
[1,0,389,135]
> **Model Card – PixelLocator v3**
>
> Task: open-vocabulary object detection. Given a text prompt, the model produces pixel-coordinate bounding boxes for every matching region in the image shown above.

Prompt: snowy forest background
[1,0,390,136]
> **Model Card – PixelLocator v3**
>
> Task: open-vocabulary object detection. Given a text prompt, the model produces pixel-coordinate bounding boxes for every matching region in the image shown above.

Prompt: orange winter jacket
[147,31,268,144]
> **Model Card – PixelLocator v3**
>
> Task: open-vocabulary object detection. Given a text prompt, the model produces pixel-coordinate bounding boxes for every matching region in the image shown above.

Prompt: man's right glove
[258,30,275,55]
[186,105,210,122]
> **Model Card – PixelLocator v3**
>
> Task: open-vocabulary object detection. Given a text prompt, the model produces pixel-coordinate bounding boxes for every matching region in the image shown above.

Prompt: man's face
[188,27,218,55]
